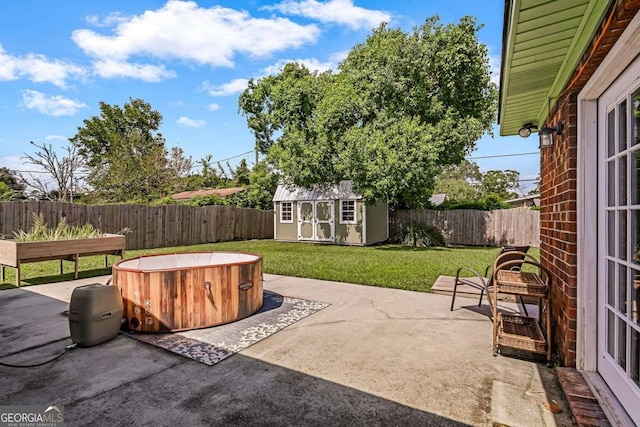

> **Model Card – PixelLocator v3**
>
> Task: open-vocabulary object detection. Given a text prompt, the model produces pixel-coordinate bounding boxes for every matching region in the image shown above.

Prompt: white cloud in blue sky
[21,90,87,116]
[92,59,176,82]
[264,0,391,30]
[0,44,85,88]
[261,57,335,76]
[203,78,249,97]
[71,0,320,75]
[84,12,130,28]
[177,116,206,128]
[0,0,538,191]
[44,135,68,142]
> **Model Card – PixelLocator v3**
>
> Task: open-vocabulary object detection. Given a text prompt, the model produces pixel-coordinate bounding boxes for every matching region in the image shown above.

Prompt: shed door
[298,201,314,240]
[296,201,335,242]
[597,60,640,423]
[315,201,334,242]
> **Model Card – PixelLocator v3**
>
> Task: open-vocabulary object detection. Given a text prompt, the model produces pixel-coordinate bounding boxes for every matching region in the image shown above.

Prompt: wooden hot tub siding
[113,253,263,333]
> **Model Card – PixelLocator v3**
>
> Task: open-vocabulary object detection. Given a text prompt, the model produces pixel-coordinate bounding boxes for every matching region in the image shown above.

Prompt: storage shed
[273,181,388,245]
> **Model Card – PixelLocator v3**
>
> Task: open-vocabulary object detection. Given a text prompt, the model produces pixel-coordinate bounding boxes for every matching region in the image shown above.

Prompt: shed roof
[499,0,609,136]
[273,181,362,202]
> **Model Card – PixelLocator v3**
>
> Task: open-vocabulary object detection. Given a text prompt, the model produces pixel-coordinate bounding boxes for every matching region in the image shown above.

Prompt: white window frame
[280,202,293,223]
[339,200,356,224]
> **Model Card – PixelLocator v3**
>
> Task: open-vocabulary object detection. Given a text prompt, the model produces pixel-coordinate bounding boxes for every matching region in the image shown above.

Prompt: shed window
[280,202,293,223]
[340,200,356,224]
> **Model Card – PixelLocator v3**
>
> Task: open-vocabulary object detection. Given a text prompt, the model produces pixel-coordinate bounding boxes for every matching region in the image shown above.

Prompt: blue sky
[0,0,540,193]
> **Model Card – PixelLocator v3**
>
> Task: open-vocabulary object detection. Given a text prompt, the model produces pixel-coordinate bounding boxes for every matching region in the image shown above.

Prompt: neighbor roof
[171,187,245,200]
[499,0,610,136]
[273,180,362,202]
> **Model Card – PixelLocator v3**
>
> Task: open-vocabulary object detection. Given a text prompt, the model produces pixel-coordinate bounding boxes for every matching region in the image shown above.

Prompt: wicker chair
[449,246,530,316]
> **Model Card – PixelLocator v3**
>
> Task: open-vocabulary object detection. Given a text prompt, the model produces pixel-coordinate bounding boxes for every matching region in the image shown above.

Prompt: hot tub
[113,252,263,333]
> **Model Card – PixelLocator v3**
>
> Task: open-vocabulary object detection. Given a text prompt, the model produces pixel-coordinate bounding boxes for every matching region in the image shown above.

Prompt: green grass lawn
[0,240,539,292]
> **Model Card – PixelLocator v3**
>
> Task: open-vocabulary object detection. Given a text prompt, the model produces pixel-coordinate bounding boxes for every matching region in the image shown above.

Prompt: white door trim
[578,4,640,373]
[578,22,640,422]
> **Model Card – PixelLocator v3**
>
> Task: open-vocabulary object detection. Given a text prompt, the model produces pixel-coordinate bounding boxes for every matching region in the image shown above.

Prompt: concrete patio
[0,274,574,426]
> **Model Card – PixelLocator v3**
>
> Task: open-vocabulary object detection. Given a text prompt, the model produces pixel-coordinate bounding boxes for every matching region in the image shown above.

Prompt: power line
[466,152,539,160]
[190,150,254,170]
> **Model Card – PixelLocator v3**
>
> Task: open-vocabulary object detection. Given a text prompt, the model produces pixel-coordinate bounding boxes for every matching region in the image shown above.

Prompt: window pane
[608,309,616,357]
[620,265,628,315]
[608,109,616,157]
[632,328,639,387]
[620,100,628,151]
[620,155,628,206]
[608,161,616,207]
[633,151,640,204]
[633,211,640,264]
[633,89,640,146]
[608,211,616,256]
[634,268,640,326]
[608,260,616,307]
[620,210,628,260]
[619,317,627,370]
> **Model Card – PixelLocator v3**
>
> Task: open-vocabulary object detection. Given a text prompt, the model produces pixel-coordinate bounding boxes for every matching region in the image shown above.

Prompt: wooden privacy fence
[390,208,540,247]
[0,201,274,251]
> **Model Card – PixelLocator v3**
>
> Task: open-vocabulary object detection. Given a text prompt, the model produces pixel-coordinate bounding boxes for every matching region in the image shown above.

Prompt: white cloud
[71,0,320,79]
[203,78,248,96]
[265,0,390,30]
[0,44,85,88]
[207,103,220,111]
[329,49,350,64]
[92,59,175,81]
[489,53,501,86]
[0,156,27,171]
[177,116,206,128]
[45,135,68,142]
[21,90,87,116]
[85,12,129,27]
[261,57,334,76]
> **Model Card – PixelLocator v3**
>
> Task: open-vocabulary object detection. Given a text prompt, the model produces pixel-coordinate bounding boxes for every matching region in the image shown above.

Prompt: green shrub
[12,213,103,241]
[399,223,447,248]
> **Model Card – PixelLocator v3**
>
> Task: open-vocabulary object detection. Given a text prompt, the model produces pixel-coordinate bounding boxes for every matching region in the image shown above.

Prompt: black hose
[0,343,77,368]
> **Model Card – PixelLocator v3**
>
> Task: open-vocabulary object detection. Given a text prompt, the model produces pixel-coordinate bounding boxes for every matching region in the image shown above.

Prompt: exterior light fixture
[539,121,564,149]
[518,123,538,138]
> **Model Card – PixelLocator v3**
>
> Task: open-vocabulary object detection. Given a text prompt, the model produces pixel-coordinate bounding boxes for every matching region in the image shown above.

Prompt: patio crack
[369,298,391,319]
[287,317,490,330]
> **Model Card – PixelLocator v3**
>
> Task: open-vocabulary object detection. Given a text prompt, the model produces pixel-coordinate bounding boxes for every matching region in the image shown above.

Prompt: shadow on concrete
[0,288,472,426]
[0,268,112,290]
[457,302,573,426]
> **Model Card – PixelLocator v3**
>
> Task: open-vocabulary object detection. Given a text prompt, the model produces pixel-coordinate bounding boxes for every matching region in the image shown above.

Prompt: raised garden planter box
[0,234,126,286]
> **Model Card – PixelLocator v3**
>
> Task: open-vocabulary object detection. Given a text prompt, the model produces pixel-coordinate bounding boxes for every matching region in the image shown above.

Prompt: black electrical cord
[0,343,77,368]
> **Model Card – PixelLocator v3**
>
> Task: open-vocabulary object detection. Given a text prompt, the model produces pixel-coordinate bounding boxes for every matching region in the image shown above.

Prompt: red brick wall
[540,94,578,367]
[540,0,640,367]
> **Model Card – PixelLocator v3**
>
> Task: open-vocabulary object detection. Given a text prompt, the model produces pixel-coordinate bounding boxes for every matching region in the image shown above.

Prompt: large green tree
[239,16,497,207]
[434,160,482,202]
[71,98,185,202]
[479,169,520,200]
